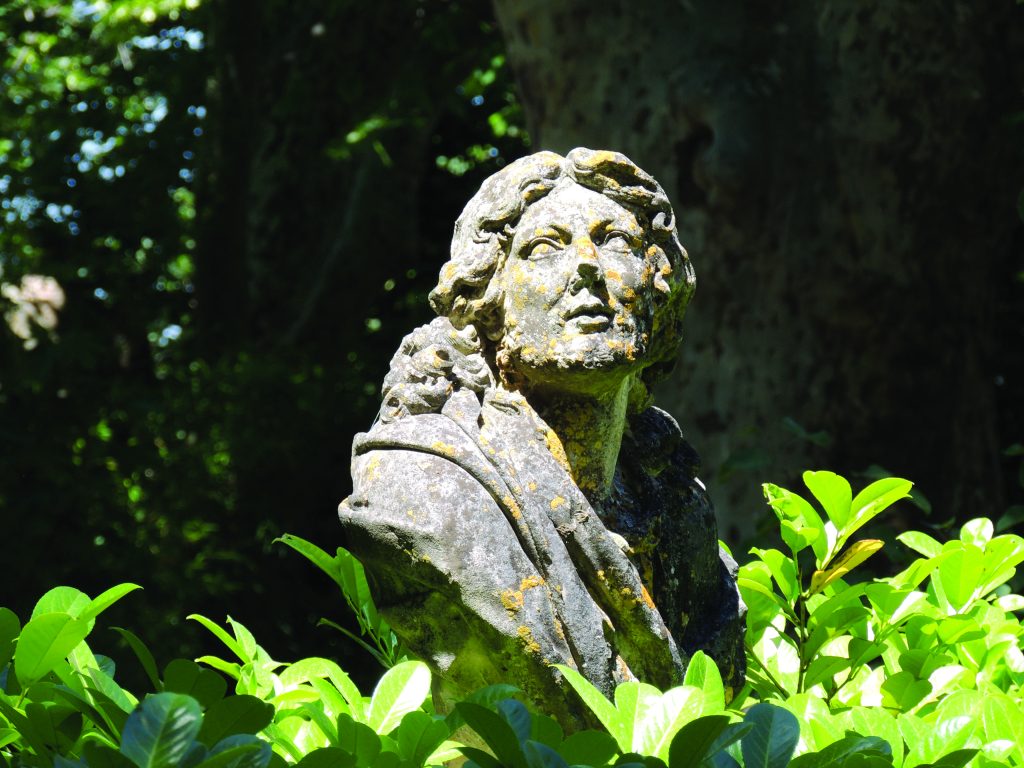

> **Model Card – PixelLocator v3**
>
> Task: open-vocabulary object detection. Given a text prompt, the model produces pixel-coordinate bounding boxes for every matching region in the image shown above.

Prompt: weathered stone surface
[338,148,744,729]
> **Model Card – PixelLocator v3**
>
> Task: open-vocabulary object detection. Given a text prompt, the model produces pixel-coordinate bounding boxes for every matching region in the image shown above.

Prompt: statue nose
[571,238,604,290]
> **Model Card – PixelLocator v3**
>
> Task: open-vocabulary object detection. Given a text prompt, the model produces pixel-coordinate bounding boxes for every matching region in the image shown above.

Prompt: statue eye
[601,230,637,251]
[524,238,562,260]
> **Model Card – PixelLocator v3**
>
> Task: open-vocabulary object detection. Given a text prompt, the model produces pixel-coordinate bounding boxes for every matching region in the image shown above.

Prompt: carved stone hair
[429,147,695,399]
[380,148,695,423]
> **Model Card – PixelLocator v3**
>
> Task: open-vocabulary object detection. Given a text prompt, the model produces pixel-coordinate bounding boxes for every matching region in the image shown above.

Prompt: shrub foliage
[1,472,1022,767]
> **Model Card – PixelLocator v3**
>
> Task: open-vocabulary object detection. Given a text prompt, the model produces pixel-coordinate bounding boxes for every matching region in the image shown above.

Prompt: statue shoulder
[624,405,703,481]
[346,411,506,521]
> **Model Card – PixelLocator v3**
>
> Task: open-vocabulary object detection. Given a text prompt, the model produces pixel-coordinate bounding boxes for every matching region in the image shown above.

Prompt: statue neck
[528,377,633,504]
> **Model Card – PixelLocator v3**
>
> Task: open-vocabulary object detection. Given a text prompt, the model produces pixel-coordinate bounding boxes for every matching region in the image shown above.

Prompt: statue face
[498,182,657,388]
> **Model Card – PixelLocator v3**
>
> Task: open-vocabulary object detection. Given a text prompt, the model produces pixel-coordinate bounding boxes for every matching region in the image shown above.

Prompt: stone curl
[378,317,494,424]
[428,147,696,401]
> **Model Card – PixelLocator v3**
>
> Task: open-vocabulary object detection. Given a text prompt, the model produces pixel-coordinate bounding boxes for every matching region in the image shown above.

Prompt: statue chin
[337,148,744,732]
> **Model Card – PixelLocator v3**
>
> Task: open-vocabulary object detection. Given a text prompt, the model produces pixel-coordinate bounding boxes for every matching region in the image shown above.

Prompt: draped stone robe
[338,385,744,729]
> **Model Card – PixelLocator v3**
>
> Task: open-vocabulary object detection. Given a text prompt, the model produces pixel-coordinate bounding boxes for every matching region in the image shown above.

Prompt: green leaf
[198,695,274,746]
[281,657,363,712]
[809,539,884,596]
[195,734,272,768]
[196,656,242,680]
[294,748,356,767]
[365,660,430,734]
[225,618,259,666]
[879,671,931,712]
[982,693,1024,765]
[896,531,943,559]
[458,746,504,768]
[917,749,979,768]
[803,471,853,529]
[530,713,564,748]
[394,710,449,766]
[187,615,245,662]
[83,742,137,767]
[614,681,661,753]
[276,536,375,622]
[557,730,618,767]
[455,702,526,768]
[936,546,984,612]
[31,586,91,620]
[0,607,19,670]
[683,651,725,714]
[788,735,890,768]
[15,612,91,682]
[750,549,799,603]
[112,626,161,691]
[763,484,828,562]
[79,584,142,624]
[523,739,570,768]
[163,659,228,709]
[498,699,533,744]
[89,663,138,714]
[298,700,339,744]
[845,478,912,542]
[959,519,993,547]
[555,664,621,738]
[802,655,851,690]
[740,704,799,768]
[120,692,203,768]
[666,715,730,768]
[640,686,703,760]
[337,713,382,765]
[864,583,929,627]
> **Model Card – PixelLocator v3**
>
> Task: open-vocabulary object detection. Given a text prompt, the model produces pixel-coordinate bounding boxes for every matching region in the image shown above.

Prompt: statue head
[430,148,694,405]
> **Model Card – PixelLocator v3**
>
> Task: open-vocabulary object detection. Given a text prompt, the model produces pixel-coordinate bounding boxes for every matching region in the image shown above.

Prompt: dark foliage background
[1,0,1021,686]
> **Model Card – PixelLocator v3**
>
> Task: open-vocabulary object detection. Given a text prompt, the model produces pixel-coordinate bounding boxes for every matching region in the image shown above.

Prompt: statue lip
[564,299,613,321]
[564,300,613,331]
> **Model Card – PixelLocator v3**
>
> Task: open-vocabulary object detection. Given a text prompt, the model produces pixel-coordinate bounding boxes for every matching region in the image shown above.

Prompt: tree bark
[493,0,1022,536]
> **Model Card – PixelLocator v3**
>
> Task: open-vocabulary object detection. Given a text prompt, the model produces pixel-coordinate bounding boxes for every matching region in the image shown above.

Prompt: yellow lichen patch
[660,262,673,276]
[364,454,382,480]
[549,495,566,510]
[431,441,456,457]
[605,339,624,350]
[421,554,432,564]
[517,625,542,654]
[504,495,522,519]
[521,574,545,591]
[606,269,622,281]
[623,287,636,301]
[522,346,536,356]
[527,481,538,491]
[553,617,566,643]
[544,429,572,473]
[597,570,606,581]
[620,587,633,596]
[640,585,656,610]
[501,589,524,615]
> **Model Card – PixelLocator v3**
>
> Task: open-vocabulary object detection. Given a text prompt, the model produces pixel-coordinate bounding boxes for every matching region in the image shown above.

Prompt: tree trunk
[493,0,1022,537]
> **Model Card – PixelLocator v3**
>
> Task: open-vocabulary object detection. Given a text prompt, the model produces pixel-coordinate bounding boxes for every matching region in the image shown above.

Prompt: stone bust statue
[339,148,744,728]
